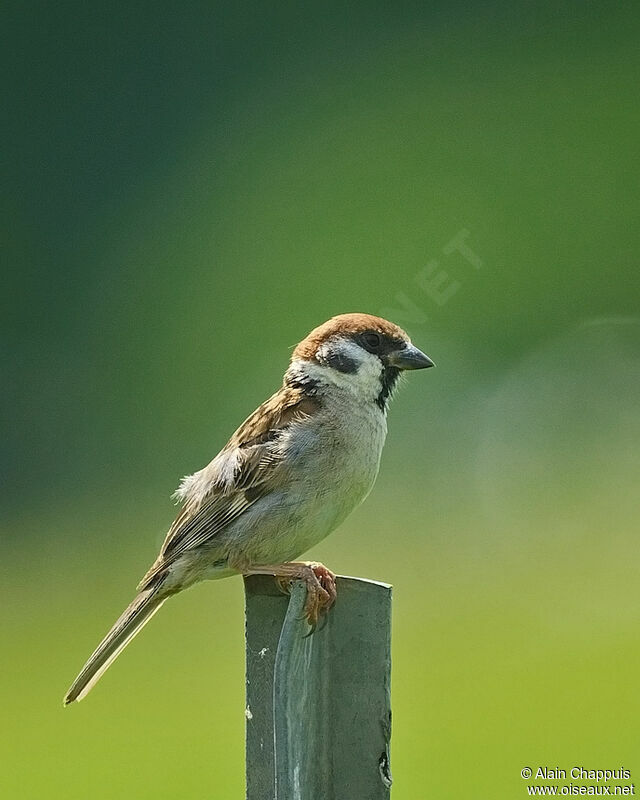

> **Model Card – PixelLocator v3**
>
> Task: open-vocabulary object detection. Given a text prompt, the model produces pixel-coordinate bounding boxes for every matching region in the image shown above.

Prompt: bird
[63,312,434,705]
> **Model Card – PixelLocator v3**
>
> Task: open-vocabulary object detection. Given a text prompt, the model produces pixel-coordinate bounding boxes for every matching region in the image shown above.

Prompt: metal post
[244,574,392,800]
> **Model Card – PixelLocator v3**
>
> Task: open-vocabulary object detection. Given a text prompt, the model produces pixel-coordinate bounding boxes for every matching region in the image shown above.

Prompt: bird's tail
[63,585,166,705]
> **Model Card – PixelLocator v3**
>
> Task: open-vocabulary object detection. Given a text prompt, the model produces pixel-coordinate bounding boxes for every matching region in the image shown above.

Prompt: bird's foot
[299,561,337,629]
[245,561,337,629]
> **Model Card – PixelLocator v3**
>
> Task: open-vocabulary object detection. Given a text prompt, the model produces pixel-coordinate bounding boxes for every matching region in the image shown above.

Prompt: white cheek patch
[289,337,383,401]
[326,338,383,388]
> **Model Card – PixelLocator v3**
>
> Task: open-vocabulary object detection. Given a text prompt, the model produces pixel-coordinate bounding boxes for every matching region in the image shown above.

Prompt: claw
[299,562,335,630]
[244,560,337,632]
[275,576,292,595]
[315,613,330,633]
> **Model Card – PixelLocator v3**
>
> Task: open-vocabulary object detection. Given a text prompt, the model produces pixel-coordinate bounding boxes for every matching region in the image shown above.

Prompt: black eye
[362,331,381,352]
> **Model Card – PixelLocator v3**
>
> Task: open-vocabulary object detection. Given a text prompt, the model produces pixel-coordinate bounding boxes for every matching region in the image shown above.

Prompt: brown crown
[292,313,409,360]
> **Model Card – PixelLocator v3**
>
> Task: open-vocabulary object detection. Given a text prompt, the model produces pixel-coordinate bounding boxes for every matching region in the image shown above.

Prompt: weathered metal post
[244,575,392,800]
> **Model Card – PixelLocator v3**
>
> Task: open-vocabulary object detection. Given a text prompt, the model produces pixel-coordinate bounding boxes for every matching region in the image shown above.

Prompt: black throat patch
[376,366,400,410]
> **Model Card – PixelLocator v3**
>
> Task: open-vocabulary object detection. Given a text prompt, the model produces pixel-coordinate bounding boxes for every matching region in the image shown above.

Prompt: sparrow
[64,313,434,705]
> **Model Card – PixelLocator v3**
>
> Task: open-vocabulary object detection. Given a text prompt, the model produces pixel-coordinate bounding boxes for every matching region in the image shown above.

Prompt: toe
[304,590,321,629]
[309,563,337,607]
[275,576,292,595]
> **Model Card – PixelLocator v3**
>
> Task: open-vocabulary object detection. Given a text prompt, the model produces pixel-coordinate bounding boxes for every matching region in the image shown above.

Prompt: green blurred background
[3,2,640,797]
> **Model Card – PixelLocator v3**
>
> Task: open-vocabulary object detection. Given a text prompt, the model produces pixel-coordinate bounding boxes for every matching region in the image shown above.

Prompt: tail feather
[64,587,166,705]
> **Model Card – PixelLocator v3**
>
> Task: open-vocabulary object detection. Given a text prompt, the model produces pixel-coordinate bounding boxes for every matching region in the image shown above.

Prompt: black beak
[386,344,435,370]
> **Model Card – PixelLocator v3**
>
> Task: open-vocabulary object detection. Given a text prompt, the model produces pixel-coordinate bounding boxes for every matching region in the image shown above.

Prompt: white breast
[269,385,388,557]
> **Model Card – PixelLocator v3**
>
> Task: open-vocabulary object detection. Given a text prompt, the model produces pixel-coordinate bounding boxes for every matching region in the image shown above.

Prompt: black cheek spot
[324,351,358,374]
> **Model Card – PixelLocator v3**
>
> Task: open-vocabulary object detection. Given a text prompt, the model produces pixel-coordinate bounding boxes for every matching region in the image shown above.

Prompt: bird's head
[287,313,434,410]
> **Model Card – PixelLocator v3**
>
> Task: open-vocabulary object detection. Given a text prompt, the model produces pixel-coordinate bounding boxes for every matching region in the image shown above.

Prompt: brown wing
[138,385,319,589]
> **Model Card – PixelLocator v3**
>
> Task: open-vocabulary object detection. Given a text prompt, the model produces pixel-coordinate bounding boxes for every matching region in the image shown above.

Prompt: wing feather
[138,385,319,588]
